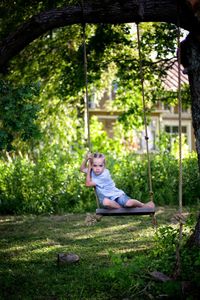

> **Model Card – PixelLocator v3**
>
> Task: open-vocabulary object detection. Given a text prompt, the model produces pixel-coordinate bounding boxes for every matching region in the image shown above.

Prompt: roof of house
[162,61,188,91]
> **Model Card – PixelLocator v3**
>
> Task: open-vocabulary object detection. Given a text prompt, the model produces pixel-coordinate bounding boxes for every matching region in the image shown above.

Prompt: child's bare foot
[144,201,155,208]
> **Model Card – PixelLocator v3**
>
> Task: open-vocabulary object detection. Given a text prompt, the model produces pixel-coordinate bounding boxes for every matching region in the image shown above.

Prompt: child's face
[92,157,105,175]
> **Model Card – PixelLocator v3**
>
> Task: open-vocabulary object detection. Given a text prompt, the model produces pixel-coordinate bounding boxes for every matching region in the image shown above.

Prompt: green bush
[0,151,199,214]
[149,216,200,298]
[182,153,200,205]
[108,152,200,206]
[0,149,98,214]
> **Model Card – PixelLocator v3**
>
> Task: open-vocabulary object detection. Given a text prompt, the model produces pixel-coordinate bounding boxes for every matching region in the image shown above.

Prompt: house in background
[89,62,195,152]
[149,62,195,152]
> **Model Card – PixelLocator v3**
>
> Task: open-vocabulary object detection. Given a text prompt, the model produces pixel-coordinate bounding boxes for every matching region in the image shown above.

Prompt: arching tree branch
[0,0,198,72]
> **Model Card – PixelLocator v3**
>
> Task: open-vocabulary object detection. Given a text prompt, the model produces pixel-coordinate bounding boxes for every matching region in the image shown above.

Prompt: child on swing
[80,152,155,209]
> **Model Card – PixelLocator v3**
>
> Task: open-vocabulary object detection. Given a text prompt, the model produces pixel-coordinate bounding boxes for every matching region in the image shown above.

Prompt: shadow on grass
[0,207,196,300]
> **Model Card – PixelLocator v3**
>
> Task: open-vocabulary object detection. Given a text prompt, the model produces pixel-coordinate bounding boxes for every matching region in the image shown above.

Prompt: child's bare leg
[103,198,122,209]
[143,201,155,208]
[125,199,144,208]
[125,199,155,208]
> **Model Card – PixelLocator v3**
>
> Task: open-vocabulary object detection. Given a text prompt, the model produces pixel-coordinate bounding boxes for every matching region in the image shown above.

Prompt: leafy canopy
[0,0,189,150]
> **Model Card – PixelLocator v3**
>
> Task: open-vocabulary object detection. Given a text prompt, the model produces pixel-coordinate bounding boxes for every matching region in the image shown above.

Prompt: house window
[165,125,188,146]
[182,107,189,113]
[163,103,171,111]
[88,92,96,109]
[110,82,118,101]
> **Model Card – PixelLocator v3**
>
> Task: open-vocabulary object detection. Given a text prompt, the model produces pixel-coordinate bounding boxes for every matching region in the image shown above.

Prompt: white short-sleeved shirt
[84,168,124,200]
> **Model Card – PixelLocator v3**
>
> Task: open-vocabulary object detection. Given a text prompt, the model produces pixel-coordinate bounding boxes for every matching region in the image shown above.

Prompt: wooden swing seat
[96,206,155,216]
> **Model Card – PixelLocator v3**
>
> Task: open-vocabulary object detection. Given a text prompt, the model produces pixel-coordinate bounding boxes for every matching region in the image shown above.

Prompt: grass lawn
[0,206,198,300]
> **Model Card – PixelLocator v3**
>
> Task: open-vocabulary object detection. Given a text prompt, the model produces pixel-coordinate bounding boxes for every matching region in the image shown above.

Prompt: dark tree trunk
[181,32,200,246]
[185,34,200,171]
[187,213,200,246]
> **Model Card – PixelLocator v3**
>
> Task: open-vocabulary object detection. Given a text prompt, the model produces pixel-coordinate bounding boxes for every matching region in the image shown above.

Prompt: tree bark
[185,33,200,171]
[187,213,200,247]
[172,29,200,247]
[0,0,198,72]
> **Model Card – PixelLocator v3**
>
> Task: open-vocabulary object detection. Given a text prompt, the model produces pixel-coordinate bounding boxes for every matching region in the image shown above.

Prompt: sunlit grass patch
[0,206,198,299]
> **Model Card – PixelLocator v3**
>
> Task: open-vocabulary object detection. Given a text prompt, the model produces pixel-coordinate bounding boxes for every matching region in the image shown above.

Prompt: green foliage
[0,80,41,151]
[0,152,97,213]
[0,4,199,299]
[0,1,191,156]
[0,4,197,214]
[149,216,200,298]
[99,250,149,298]
[0,1,78,39]
[0,149,199,214]
[1,13,190,160]
[151,154,179,205]
[142,23,178,60]
[3,17,183,135]
[112,22,184,131]
[158,84,191,108]
[182,153,200,205]
[152,226,180,272]
[108,152,200,206]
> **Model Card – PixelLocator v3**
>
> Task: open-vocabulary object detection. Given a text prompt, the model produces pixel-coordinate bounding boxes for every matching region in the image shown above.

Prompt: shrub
[112,152,200,206]
[0,151,199,214]
[149,216,200,298]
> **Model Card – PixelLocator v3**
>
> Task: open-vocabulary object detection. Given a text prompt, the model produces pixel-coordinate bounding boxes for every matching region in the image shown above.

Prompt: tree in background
[0,19,183,154]
[0,80,41,151]
[0,0,200,171]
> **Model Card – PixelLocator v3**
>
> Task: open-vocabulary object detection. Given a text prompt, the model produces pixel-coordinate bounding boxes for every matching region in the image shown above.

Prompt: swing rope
[82,22,91,152]
[81,2,100,209]
[136,23,154,203]
[177,11,183,220]
[174,8,183,278]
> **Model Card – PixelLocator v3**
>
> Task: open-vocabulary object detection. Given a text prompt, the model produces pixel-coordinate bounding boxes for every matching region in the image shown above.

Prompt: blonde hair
[92,152,105,164]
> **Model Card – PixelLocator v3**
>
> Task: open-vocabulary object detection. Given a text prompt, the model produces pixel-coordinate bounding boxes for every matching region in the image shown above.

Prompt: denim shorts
[98,193,130,207]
